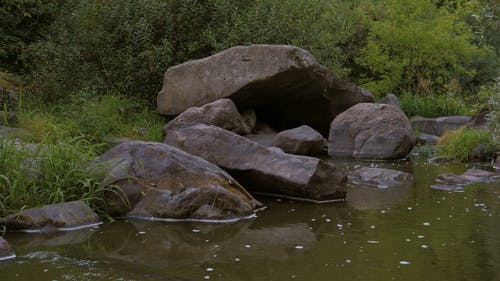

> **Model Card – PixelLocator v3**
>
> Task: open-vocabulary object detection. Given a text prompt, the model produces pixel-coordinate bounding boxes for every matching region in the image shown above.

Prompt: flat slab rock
[0,237,15,261]
[1,201,101,233]
[349,167,413,188]
[157,44,373,135]
[433,168,500,190]
[272,125,327,156]
[94,141,262,221]
[164,124,347,202]
[411,116,470,136]
[328,103,415,160]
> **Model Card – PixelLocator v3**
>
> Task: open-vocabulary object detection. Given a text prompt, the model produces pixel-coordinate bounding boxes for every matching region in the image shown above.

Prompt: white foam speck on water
[295,245,304,249]
[421,245,429,248]
[206,267,214,272]
[367,240,380,244]
[405,238,411,242]
[245,245,251,248]
[418,235,424,238]
[423,222,431,226]
[311,218,316,222]
[325,219,331,222]
[138,231,146,235]
[192,229,201,233]
[370,225,376,229]
[234,258,240,262]
[345,259,351,263]
[127,213,257,223]
[399,261,411,265]
[204,275,210,279]
[408,207,413,210]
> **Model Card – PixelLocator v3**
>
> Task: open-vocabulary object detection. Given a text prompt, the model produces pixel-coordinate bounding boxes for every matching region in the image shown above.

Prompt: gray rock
[2,201,101,232]
[377,94,400,108]
[164,124,347,202]
[328,103,415,160]
[435,168,500,187]
[241,108,257,133]
[244,134,276,147]
[163,99,251,135]
[0,84,18,110]
[0,111,17,126]
[272,125,327,156]
[0,237,15,261]
[428,156,453,164]
[0,125,25,139]
[348,167,413,188]
[417,133,440,145]
[95,141,262,221]
[411,116,470,136]
[157,45,373,135]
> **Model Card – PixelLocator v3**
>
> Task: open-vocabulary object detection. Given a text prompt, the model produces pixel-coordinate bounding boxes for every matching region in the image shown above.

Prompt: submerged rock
[95,141,262,221]
[417,133,440,145]
[164,124,347,202]
[272,125,327,156]
[328,103,415,160]
[411,116,470,136]
[2,201,101,232]
[157,45,373,135]
[434,168,500,188]
[163,98,251,135]
[0,237,15,261]
[348,167,413,188]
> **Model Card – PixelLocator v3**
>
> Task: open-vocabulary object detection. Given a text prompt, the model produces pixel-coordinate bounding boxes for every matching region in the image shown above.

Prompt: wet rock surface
[433,168,500,189]
[1,201,101,232]
[163,98,252,135]
[328,103,415,160]
[348,167,413,188]
[411,116,470,136]
[95,141,261,221]
[164,124,347,202]
[0,237,15,261]
[157,44,373,135]
[272,125,327,156]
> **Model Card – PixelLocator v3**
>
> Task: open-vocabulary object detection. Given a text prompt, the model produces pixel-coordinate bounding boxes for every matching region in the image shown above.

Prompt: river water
[1,156,499,281]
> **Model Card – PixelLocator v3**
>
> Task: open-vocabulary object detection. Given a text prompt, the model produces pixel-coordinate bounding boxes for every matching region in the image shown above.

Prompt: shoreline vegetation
[0,0,498,219]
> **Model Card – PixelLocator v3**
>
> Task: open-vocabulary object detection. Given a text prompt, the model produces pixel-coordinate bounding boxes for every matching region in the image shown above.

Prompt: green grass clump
[18,93,164,146]
[0,138,110,217]
[437,128,495,162]
[400,92,468,118]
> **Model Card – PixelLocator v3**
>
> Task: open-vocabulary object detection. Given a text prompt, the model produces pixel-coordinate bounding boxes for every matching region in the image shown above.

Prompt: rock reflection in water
[346,184,411,210]
[90,219,316,268]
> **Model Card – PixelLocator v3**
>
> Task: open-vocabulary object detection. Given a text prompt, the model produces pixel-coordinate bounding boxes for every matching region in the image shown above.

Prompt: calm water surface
[2,157,499,281]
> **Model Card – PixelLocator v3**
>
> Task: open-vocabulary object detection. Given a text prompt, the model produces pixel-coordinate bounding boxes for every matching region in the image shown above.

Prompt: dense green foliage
[16,0,496,103]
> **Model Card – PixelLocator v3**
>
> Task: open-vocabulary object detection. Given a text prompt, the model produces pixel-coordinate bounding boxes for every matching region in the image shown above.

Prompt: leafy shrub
[400,92,468,118]
[437,128,495,161]
[354,0,495,96]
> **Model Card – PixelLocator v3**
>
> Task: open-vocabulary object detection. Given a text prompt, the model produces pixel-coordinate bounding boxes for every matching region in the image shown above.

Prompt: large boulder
[411,116,470,136]
[0,237,15,261]
[157,45,373,135]
[272,125,327,156]
[164,124,347,202]
[1,201,101,232]
[94,141,262,221]
[328,103,415,160]
[433,168,500,190]
[163,99,251,135]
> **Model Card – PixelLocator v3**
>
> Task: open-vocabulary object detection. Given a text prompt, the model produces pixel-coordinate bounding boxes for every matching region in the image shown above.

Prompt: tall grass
[0,138,109,217]
[400,92,468,118]
[437,128,495,162]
